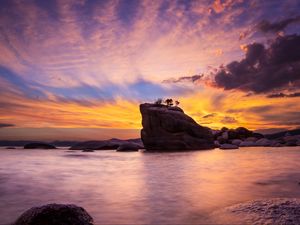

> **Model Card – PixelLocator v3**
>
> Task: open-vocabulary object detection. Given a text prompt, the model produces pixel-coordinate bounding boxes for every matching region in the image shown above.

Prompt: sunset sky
[0,0,300,140]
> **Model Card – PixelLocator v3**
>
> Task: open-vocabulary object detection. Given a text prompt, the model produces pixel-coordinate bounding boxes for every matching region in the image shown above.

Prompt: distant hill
[0,140,80,147]
[0,138,142,147]
[265,128,300,139]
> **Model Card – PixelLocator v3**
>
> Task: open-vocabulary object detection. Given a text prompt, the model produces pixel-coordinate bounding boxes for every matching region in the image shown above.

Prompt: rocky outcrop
[14,203,93,225]
[24,142,56,149]
[140,103,214,151]
[70,138,143,150]
[210,198,300,225]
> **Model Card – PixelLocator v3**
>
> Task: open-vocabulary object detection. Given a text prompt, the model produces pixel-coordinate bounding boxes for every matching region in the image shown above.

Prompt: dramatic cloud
[0,0,300,138]
[163,74,203,84]
[220,116,237,124]
[213,34,300,94]
[202,113,217,119]
[257,16,300,33]
[239,16,300,40]
[267,92,300,98]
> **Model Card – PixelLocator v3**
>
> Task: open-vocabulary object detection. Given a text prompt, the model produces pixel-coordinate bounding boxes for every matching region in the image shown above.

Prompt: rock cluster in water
[214,127,300,149]
[210,198,300,224]
[14,203,93,225]
[140,103,214,151]
[70,138,143,151]
[24,142,56,149]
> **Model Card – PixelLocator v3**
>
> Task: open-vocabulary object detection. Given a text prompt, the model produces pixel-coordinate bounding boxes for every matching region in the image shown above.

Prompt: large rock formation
[140,103,214,151]
[14,203,93,225]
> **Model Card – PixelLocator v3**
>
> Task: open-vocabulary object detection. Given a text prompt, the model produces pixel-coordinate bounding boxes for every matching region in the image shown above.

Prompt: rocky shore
[14,198,300,224]
[210,198,300,224]
[214,127,300,150]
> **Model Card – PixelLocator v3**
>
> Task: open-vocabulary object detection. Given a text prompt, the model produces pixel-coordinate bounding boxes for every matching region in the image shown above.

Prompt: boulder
[214,140,221,148]
[14,203,93,225]
[24,143,56,149]
[285,140,298,146]
[217,136,226,144]
[252,132,265,139]
[255,138,272,146]
[283,135,300,142]
[239,141,256,147]
[227,129,238,139]
[217,135,227,144]
[235,127,253,139]
[82,149,94,152]
[116,143,140,151]
[220,144,239,150]
[271,142,284,147]
[245,137,258,142]
[221,131,229,140]
[214,127,263,143]
[140,103,214,151]
[220,127,229,133]
[231,139,242,146]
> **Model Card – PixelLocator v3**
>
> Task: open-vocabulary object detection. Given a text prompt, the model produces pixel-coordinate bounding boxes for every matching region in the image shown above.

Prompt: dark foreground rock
[14,203,93,225]
[140,103,214,151]
[70,138,143,150]
[24,142,56,149]
[210,198,300,225]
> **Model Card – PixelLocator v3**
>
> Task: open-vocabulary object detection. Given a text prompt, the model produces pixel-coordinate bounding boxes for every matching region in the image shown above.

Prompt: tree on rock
[164,98,173,106]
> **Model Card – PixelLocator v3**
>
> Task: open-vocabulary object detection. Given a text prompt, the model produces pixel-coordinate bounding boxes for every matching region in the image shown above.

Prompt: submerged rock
[70,138,143,150]
[231,139,242,146]
[24,143,56,149]
[210,198,300,225]
[140,103,214,151]
[245,137,258,142]
[14,203,93,225]
[116,143,140,151]
[214,140,221,148]
[255,138,271,146]
[239,141,256,147]
[219,144,239,150]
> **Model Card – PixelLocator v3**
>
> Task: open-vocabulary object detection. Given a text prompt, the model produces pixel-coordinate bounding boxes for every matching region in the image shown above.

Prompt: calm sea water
[1,147,300,224]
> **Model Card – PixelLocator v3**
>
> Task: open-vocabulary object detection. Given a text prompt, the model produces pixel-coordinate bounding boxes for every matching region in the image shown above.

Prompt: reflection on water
[1,147,300,224]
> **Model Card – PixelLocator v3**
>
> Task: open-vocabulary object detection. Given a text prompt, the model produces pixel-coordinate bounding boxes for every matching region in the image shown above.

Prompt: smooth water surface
[1,147,300,224]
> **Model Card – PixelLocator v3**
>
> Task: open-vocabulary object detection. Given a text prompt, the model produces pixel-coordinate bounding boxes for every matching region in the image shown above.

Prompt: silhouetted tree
[164,98,173,106]
[175,100,180,106]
